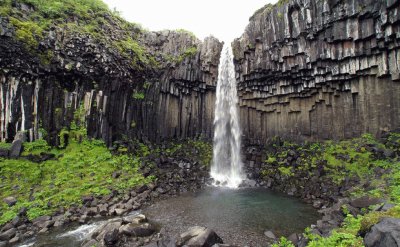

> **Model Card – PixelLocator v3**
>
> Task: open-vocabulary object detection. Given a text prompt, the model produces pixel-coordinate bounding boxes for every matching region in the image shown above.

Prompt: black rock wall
[233,0,400,142]
[0,14,223,145]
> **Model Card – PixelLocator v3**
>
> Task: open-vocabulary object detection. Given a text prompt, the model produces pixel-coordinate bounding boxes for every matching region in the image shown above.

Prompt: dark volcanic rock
[9,139,22,157]
[0,11,223,145]
[104,228,119,246]
[350,196,384,209]
[364,218,400,247]
[0,228,16,241]
[232,0,400,142]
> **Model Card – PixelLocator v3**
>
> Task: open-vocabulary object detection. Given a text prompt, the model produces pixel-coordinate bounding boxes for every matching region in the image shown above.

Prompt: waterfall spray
[210,43,244,188]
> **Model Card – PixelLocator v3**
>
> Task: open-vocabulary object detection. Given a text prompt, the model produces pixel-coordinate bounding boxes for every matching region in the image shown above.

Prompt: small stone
[8,236,19,244]
[3,197,17,207]
[264,230,276,239]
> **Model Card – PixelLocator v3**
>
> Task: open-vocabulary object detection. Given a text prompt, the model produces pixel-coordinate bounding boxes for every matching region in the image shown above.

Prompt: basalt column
[233,0,400,142]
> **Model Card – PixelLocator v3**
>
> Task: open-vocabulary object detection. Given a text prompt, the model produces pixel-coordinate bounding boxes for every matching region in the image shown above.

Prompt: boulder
[119,222,155,237]
[93,219,122,242]
[0,228,16,241]
[122,214,147,224]
[104,228,119,246]
[10,140,22,158]
[364,218,400,247]
[350,196,384,209]
[178,226,223,247]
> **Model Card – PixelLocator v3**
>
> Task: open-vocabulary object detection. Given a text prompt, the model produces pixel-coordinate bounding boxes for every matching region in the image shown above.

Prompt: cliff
[233,0,400,142]
[0,1,222,145]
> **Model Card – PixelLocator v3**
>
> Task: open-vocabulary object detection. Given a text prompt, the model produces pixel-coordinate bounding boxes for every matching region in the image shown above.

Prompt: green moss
[132,92,145,100]
[267,132,400,246]
[278,166,294,177]
[175,29,197,39]
[164,46,198,64]
[9,17,43,49]
[0,142,12,149]
[115,37,155,68]
[249,3,273,21]
[0,139,151,225]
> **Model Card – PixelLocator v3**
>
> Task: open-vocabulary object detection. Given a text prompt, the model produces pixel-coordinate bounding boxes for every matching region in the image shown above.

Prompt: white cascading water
[210,43,244,188]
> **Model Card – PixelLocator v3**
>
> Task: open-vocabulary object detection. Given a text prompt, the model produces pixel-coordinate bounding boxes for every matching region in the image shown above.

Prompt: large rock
[119,222,155,237]
[9,140,22,158]
[0,228,16,241]
[104,228,119,246]
[364,218,400,247]
[178,226,223,247]
[3,197,17,207]
[350,196,384,209]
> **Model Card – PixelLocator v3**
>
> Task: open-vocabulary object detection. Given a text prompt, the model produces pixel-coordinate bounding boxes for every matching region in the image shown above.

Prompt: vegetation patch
[264,132,400,246]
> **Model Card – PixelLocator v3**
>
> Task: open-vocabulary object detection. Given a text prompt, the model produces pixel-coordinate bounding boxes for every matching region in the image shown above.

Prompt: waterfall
[210,43,244,188]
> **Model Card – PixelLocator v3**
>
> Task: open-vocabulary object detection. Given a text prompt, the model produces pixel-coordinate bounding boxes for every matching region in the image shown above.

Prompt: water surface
[144,187,319,246]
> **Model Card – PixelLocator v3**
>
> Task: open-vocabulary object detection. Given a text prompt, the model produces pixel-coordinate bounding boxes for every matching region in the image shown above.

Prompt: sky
[102,0,277,42]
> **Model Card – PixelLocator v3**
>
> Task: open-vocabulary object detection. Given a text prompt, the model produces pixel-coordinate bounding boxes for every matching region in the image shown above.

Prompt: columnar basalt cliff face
[233,0,400,142]
[0,5,223,145]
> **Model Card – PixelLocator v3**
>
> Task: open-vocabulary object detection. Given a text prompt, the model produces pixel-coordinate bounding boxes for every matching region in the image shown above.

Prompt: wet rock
[364,218,400,247]
[9,236,19,244]
[3,197,17,207]
[98,204,108,216]
[313,200,323,209]
[115,208,127,216]
[119,223,155,237]
[0,228,16,241]
[178,226,223,247]
[104,228,119,246]
[0,241,6,247]
[122,214,147,224]
[143,237,177,247]
[288,233,300,245]
[93,220,122,242]
[264,230,276,239]
[82,239,100,247]
[136,185,149,194]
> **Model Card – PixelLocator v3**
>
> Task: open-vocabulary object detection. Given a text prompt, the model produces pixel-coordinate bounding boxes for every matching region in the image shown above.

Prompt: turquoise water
[144,187,320,246]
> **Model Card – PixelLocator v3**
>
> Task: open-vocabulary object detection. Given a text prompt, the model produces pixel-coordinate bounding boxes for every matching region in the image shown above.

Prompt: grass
[0,138,152,225]
[0,142,12,149]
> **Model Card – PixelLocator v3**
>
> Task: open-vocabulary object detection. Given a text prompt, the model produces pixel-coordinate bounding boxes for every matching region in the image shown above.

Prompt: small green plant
[271,237,295,247]
[278,166,294,177]
[132,92,145,100]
